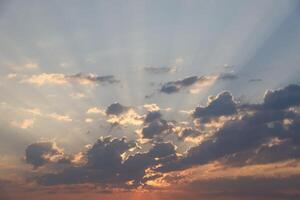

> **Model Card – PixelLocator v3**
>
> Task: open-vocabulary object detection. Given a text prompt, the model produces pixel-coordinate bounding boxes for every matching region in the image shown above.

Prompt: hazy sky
[1,1,300,200]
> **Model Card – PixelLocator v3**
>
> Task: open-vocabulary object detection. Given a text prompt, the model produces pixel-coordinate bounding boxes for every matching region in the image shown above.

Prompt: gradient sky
[1,0,300,200]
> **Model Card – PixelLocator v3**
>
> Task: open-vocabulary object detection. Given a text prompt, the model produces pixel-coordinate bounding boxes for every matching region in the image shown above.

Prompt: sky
[1,0,300,199]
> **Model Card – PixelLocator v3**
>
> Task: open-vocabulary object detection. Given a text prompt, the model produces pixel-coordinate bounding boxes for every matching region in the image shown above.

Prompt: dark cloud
[86,137,135,171]
[29,137,177,188]
[192,91,237,120]
[144,111,162,123]
[160,76,211,94]
[263,84,300,110]
[120,142,177,185]
[67,73,119,84]
[177,127,202,140]
[144,66,176,74]
[141,119,172,139]
[160,109,300,172]
[25,84,300,191]
[139,111,175,139]
[218,73,238,80]
[159,74,237,94]
[105,102,129,116]
[159,84,300,172]
[25,141,66,169]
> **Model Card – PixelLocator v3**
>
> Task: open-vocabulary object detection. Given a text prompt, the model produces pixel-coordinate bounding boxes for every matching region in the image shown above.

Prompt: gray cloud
[159,74,237,94]
[160,76,210,94]
[25,84,300,190]
[159,84,300,172]
[105,102,129,116]
[263,84,300,110]
[31,137,177,188]
[192,91,237,120]
[144,111,162,123]
[144,66,177,74]
[218,73,238,80]
[141,119,172,139]
[67,73,119,84]
[25,141,67,169]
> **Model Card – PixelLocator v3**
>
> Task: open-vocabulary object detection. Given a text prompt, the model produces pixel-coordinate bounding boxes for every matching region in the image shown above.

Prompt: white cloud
[48,113,72,122]
[85,118,94,123]
[11,119,34,129]
[86,107,106,115]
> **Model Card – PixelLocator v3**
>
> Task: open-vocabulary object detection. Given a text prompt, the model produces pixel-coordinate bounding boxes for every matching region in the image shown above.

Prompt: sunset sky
[1,0,300,199]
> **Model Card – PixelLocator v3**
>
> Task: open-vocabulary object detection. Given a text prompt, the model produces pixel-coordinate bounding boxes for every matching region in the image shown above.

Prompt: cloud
[160,76,213,94]
[66,73,119,85]
[23,73,119,86]
[11,119,34,129]
[263,84,300,110]
[158,73,238,94]
[105,103,143,126]
[48,113,72,122]
[28,137,177,188]
[23,84,300,192]
[217,72,238,80]
[85,118,94,123]
[144,111,162,123]
[177,127,202,141]
[105,103,129,116]
[24,62,39,69]
[144,66,177,74]
[25,73,67,85]
[159,86,300,172]
[25,141,66,169]
[86,107,106,115]
[143,104,160,112]
[192,91,237,120]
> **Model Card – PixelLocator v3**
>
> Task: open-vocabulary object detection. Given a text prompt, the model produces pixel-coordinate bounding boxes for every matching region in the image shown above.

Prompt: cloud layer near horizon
[21,84,300,196]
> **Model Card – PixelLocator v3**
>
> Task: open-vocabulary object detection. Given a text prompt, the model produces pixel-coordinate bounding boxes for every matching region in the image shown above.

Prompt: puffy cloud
[192,91,237,120]
[160,109,300,172]
[144,111,162,123]
[105,102,129,116]
[263,84,300,110]
[177,127,202,140]
[25,141,66,169]
[24,84,300,192]
[140,112,174,139]
[27,137,177,188]
[105,103,143,126]
[23,73,119,86]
